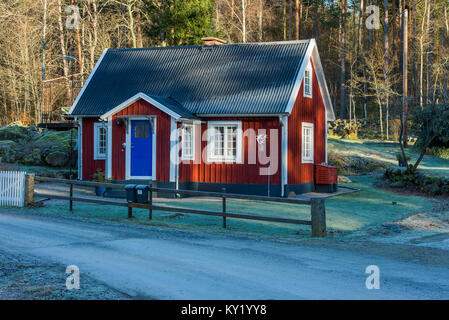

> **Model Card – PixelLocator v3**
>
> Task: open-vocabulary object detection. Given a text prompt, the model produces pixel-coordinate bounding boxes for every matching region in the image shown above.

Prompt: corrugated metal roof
[70,40,311,117]
[146,94,195,119]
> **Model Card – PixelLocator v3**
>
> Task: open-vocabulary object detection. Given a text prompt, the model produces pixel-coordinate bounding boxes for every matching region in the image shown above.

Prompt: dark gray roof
[70,40,311,117]
[146,94,195,119]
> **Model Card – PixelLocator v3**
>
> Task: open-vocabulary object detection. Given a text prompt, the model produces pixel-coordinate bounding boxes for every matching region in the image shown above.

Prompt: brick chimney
[201,37,227,45]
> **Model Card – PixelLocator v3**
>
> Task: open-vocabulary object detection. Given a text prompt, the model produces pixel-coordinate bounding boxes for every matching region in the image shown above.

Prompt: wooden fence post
[149,184,153,220]
[222,187,226,228]
[128,205,133,219]
[69,183,73,211]
[24,174,35,206]
[311,198,326,237]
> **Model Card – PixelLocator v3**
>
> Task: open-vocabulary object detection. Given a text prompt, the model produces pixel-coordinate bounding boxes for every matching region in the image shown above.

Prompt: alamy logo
[366,5,380,30]
[66,5,81,30]
[365,265,380,289]
[66,265,80,290]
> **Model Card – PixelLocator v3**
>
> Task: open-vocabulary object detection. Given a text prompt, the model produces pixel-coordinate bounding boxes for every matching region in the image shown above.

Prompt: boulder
[0,125,29,141]
[22,148,44,166]
[45,151,69,167]
[338,175,352,183]
[0,140,18,163]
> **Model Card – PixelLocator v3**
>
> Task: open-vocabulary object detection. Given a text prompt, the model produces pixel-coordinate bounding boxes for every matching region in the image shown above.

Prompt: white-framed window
[301,122,314,163]
[304,62,312,98]
[207,121,242,163]
[181,124,195,160]
[94,122,107,160]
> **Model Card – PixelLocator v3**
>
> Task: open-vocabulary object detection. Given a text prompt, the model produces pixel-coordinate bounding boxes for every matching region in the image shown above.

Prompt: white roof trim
[285,39,335,121]
[100,92,182,120]
[69,48,109,115]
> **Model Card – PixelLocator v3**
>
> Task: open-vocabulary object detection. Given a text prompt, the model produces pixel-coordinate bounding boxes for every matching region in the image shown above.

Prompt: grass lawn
[329,138,449,177]
[16,175,432,240]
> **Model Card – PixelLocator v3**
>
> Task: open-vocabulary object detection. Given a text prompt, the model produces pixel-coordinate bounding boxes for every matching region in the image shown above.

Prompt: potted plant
[91,168,110,196]
[396,153,411,168]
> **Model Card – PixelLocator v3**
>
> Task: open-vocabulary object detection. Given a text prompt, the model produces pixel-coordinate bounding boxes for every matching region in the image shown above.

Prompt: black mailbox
[125,184,137,203]
[136,185,149,203]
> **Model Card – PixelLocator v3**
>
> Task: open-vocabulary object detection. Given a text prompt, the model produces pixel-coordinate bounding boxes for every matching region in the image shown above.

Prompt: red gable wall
[288,59,327,185]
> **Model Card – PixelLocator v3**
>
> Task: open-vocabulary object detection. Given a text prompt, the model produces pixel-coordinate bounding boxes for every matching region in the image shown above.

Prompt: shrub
[426,146,449,159]
[383,168,449,196]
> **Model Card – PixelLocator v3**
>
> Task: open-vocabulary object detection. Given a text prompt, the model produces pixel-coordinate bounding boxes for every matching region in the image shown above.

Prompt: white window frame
[94,122,107,160]
[207,121,242,163]
[304,62,312,98]
[301,122,314,164]
[181,124,195,161]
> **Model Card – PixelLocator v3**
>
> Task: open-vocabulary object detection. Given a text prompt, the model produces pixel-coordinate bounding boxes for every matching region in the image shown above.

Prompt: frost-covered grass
[329,138,449,177]
[21,175,432,239]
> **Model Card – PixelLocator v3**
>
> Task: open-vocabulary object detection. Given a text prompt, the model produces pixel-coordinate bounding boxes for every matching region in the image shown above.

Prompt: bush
[383,168,449,196]
[426,146,449,159]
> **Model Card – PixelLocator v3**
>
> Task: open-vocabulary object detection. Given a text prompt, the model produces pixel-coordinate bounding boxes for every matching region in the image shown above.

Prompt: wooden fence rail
[34,176,326,237]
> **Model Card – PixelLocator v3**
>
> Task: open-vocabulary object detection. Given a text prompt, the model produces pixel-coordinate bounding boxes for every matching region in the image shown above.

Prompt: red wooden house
[69,39,336,197]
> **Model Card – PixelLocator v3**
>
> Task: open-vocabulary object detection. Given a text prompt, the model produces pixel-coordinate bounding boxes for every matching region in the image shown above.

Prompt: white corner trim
[206,121,243,163]
[93,122,107,160]
[100,93,182,120]
[301,122,314,164]
[279,116,288,197]
[169,117,177,182]
[107,118,113,179]
[285,39,335,121]
[77,118,83,180]
[325,112,328,163]
[69,48,109,115]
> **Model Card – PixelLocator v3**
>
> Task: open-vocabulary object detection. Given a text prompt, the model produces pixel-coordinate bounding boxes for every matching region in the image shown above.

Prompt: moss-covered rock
[45,151,69,167]
[0,140,18,163]
[0,125,29,141]
[33,129,76,151]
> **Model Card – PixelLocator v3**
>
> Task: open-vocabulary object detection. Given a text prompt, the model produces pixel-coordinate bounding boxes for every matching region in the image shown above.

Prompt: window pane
[214,127,224,156]
[183,126,193,157]
[99,127,106,156]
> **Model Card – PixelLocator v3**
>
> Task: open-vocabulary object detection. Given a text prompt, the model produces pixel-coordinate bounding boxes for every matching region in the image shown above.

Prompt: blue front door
[130,120,153,177]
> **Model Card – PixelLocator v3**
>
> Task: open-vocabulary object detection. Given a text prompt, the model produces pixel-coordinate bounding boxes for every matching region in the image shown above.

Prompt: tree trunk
[242,0,246,43]
[258,0,263,41]
[443,6,448,93]
[56,0,70,102]
[339,0,346,119]
[419,0,428,108]
[314,0,318,40]
[427,0,434,102]
[383,0,389,140]
[296,0,301,39]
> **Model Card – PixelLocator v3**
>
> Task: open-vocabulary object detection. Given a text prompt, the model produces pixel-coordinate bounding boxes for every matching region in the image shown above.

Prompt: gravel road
[1,209,449,299]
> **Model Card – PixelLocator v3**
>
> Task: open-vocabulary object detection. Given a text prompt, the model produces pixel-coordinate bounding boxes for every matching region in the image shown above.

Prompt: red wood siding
[111,99,171,181]
[288,59,327,184]
[179,118,282,185]
[81,118,105,180]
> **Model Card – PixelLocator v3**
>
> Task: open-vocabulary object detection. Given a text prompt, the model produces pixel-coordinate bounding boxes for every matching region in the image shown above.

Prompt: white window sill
[94,155,106,161]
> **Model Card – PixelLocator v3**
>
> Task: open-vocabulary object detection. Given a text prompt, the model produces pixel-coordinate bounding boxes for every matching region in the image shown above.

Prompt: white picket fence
[0,171,26,207]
